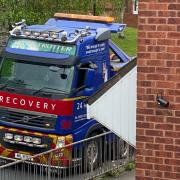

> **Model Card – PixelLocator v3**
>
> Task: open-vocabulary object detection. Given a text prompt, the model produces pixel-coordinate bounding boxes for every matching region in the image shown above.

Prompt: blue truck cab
[0,13,131,164]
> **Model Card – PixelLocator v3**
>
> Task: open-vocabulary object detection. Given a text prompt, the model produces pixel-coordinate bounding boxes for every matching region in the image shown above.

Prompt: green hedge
[0,0,125,25]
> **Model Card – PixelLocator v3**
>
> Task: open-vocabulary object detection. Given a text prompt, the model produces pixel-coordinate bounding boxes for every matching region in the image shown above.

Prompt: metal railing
[0,132,135,180]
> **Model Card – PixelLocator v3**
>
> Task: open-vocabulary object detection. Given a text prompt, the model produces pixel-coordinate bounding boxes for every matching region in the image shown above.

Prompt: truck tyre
[117,140,135,160]
[107,138,128,161]
[83,132,102,172]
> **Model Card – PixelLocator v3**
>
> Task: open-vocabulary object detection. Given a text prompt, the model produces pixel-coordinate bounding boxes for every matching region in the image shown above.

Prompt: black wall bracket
[156,93,169,108]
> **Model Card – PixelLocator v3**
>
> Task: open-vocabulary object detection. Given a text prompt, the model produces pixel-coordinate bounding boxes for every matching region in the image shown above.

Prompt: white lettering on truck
[6,97,10,103]
[44,103,48,109]
[36,101,40,108]
[13,98,17,104]
[20,99,26,106]
[0,96,3,102]
[51,104,56,110]
[0,95,57,111]
[28,100,33,107]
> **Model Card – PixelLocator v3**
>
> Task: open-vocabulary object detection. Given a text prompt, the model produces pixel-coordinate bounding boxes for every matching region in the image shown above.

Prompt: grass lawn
[111,27,137,57]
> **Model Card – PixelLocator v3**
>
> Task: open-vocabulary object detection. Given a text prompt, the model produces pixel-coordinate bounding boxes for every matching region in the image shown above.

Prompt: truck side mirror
[85,69,95,88]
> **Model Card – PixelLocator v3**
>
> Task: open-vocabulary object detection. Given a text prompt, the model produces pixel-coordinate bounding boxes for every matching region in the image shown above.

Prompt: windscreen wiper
[70,85,86,94]
[33,87,68,95]
[0,79,31,90]
[0,83,8,90]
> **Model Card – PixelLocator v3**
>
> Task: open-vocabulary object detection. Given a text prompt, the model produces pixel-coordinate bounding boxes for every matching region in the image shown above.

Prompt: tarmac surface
[116,170,135,180]
[100,170,135,180]
[96,170,135,180]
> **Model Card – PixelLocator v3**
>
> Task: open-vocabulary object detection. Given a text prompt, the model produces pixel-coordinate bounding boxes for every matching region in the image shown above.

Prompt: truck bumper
[0,126,73,167]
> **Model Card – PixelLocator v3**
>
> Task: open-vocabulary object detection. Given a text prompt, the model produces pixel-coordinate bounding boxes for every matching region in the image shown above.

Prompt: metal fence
[0,132,135,180]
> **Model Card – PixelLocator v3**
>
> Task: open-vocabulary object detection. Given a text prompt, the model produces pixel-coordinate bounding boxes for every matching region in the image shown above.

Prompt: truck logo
[22,116,30,122]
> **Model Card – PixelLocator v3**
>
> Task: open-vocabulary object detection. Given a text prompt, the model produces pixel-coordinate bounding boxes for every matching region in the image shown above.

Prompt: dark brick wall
[124,0,138,27]
[124,12,138,28]
[136,0,180,179]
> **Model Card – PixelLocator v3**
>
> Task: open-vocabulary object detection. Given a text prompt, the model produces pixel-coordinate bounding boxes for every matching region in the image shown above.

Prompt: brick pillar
[136,1,180,179]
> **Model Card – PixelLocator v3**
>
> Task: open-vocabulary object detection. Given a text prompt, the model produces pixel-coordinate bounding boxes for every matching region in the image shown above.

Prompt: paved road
[116,170,135,180]
[96,170,135,180]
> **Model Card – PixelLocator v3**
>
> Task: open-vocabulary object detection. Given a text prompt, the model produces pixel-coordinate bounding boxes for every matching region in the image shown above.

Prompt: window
[133,0,138,15]
[7,38,76,56]
[0,58,74,94]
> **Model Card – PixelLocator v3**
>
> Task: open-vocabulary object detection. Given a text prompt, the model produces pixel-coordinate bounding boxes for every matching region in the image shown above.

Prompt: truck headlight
[24,136,33,143]
[14,135,23,141]
[32,137,41,145]
[56,137,65,148]
[5,133,13,140]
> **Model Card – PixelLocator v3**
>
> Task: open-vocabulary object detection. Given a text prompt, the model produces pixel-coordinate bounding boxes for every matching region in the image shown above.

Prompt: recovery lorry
[0,13,131,167]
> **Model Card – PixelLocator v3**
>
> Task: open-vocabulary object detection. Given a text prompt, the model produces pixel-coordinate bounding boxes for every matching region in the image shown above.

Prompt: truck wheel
[120,140,128,158]
[83,132,101,172]
[106,138,127,160]
[108,139,128,160]
[117,140,134,159]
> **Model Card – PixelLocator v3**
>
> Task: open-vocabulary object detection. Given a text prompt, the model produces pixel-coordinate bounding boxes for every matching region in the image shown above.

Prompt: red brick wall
[136,0,180,179]
[124,12,138,27]
[124,0,138,27]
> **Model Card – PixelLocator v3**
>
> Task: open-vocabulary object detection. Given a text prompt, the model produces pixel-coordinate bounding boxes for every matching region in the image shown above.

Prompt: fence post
[47,152,52,180]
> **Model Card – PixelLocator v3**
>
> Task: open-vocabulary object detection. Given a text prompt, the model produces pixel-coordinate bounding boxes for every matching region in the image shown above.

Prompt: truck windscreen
[0,58,74,94]
[7,38,76,56]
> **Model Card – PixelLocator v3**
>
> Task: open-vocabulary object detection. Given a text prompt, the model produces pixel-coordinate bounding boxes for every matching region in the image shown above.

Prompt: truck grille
[0,108,57,130]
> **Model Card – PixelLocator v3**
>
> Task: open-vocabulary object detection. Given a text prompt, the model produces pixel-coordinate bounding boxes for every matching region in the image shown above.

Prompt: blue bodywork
[1,17,131,143]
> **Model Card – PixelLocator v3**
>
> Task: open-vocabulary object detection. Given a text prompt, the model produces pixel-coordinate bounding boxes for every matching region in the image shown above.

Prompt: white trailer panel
[87,66,137,147]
